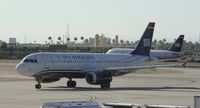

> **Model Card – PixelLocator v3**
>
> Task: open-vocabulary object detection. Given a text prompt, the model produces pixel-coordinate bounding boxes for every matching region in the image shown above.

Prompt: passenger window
[34,59,38,63]
[30,59,34,63]
[23,59,29,62]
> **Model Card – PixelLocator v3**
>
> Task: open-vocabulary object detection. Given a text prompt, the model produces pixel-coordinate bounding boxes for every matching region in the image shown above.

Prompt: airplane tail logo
[131,22,155,56]
[169,35,184,52]
[143,39,151,47]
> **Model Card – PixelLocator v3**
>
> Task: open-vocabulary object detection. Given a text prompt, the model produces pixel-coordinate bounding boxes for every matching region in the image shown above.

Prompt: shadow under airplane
[40,86,200,92]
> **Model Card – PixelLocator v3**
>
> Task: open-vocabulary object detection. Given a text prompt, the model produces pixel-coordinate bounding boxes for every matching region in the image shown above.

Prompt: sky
[0,0,200,44]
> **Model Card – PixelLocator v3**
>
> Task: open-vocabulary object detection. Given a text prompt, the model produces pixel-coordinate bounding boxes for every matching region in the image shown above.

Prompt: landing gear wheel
[35,84,41,89]
[100,83,110,89]
[67,80,76,88]
[71,81,76,87]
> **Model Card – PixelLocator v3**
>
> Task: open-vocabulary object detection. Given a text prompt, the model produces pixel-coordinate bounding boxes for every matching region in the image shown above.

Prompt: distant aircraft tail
[168,35,184,52]
[131,22,155,56]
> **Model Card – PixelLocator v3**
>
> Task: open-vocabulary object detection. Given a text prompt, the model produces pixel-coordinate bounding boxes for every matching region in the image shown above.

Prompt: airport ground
[0,60,200,108]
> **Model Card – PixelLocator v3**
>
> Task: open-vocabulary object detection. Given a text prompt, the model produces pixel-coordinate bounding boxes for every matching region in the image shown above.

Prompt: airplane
[106,35,185,59]
[16,22,172,90]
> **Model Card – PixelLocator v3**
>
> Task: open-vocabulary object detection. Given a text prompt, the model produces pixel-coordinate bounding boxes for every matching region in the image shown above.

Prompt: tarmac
[0,60,200,108]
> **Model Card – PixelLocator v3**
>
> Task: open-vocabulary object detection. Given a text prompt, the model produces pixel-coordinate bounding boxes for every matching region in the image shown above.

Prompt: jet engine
[41,78,60,83]
[85,72,112,85]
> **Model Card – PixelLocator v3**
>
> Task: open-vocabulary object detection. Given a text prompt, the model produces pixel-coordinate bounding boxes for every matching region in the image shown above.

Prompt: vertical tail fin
[131,22,155,56]
[168,35,184,52]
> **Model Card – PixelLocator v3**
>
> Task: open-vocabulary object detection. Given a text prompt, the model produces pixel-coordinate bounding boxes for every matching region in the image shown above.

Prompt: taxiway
[0,60,199,108]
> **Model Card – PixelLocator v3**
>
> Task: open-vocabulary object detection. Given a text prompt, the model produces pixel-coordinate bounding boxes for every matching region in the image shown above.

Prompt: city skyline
[0,0,200,43]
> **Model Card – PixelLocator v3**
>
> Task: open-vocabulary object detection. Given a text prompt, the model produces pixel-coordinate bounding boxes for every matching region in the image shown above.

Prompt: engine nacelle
[41,78,60,83]
[85,72,112,85]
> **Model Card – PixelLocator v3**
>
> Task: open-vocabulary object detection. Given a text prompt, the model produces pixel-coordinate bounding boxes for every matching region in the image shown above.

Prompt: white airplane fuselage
[151,50,184,59]
[106,48,184,59]
[16,52,150,77]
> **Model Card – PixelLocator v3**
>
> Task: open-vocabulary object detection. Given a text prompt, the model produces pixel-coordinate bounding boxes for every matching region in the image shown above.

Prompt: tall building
[9,37,17,45]
[94,34,100,47]
[99,34,111,47]
[115,35,119,46]
[88,37,95,47]
[89,34,111,47]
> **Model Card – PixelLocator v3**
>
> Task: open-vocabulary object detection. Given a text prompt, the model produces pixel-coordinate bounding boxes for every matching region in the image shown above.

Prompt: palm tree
[85,39,89,43]
[153,39,157,49]
[112,39,115,44]
[58,36,61,41]
[80,36,84,42]
[80,36,84,47]
[57,36,62,44]
[73,37,78,47]
[74,37,78,42]
[163,38,166,43]
[120,39,124,47]
[120,39,124,44]
[153,39,157,45]
[48,36,52,44]
[158,40,163,44]
[67,37,70,42]
[48,36,52,41]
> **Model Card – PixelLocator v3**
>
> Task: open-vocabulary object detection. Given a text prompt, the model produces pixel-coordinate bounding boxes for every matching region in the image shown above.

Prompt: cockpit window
[23,59,29,62]
[23,59,38,63]
[34,59,38,63]
[30,59,34,63]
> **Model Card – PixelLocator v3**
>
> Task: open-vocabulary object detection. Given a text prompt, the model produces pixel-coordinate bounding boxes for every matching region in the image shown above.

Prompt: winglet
[169,35,184,52]
[131,22,155,56]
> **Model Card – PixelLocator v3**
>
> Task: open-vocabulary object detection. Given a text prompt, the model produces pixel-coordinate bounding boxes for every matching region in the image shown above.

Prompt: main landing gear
[67,79,76,88]
[100,83,110,89]
[34,77,77,89]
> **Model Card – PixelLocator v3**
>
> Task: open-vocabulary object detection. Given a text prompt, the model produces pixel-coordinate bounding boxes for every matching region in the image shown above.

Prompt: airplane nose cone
[16,63,27,76]
[16,63,22,74]
[16,63,34,77]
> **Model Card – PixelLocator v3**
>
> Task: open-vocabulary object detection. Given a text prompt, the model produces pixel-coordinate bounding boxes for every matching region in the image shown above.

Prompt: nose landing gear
[35,77,42,89]
[35,84,41,89]
[67,79,76,88]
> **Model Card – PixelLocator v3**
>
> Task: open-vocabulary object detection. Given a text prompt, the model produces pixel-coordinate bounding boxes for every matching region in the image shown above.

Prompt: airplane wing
[104,63,183,72]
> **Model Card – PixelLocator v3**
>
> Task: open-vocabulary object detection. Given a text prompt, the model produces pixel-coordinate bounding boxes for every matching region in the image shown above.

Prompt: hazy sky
[0,0,200,43]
